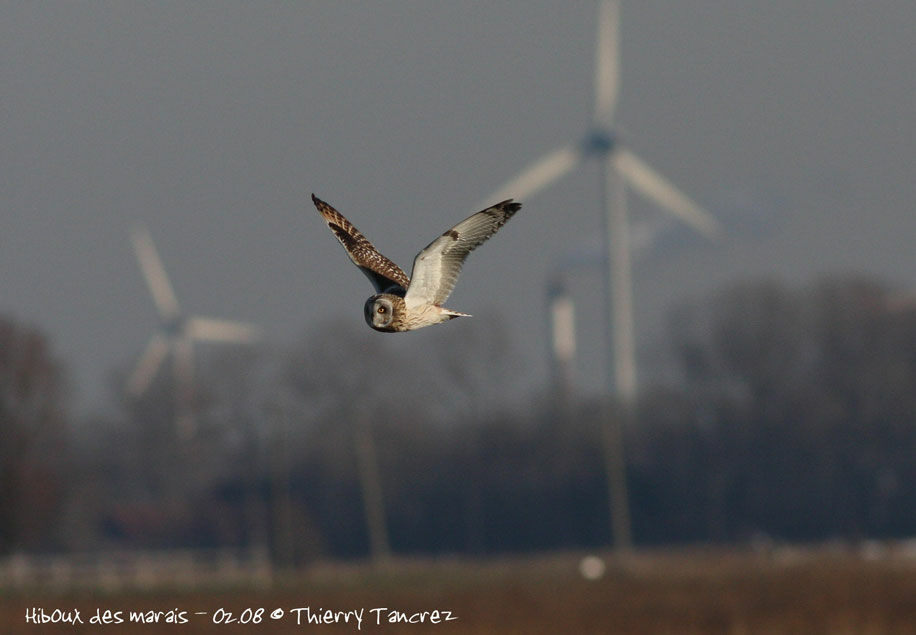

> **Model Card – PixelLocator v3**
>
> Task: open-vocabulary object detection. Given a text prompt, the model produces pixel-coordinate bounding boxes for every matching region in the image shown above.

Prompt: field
[4,546,916,633]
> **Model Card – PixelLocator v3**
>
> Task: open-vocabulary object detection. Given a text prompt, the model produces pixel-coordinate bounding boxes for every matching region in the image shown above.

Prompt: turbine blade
[127,334,170,396]
[131,224,181,320]
[614,149,721,238]
[187,317,262,343]
[594,0,621,127]
[475,144,582,210]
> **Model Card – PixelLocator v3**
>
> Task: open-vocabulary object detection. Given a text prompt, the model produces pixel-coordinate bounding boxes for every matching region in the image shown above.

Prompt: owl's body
[364,293,470,332]
[312,194,520,332]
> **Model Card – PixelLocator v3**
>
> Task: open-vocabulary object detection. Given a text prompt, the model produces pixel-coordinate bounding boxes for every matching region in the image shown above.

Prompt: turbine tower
[477,0,721,550]
[547,274,576,415]
[128,223,262,436]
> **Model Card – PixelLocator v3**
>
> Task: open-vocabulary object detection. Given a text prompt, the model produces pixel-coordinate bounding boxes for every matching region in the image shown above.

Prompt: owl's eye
[377,305,386,314]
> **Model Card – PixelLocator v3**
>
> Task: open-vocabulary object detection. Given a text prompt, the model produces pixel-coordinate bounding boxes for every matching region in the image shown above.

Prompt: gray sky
[3,2,915,415]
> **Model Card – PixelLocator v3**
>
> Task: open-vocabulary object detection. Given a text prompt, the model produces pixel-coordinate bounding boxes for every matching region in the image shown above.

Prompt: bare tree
[662,275,916,541]
[0,316,68,553]
[428,316,517,553]
[284,321,404,562]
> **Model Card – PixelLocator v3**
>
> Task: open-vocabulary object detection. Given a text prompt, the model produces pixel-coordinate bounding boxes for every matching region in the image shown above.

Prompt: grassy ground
[3,547,916,633]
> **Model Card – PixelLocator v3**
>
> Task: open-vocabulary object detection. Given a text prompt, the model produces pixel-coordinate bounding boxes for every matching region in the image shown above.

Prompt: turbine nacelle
[582,128,619,158]
[161,314,186,338]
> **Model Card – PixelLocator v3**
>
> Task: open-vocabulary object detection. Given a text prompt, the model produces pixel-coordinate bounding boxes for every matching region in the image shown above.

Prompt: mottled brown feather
[311,194,410,293]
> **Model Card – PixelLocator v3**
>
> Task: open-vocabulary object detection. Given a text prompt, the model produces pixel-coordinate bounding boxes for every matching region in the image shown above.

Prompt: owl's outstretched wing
[312,194,410,294]
[404,199,521,308]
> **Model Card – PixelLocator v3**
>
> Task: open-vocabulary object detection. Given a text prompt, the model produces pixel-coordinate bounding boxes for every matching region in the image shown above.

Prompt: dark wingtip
[311,193,333,217]
[493,199,522,218]
[495,199,522,212]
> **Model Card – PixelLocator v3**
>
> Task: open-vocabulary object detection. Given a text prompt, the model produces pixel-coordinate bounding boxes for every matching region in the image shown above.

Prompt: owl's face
[364,294,402,332]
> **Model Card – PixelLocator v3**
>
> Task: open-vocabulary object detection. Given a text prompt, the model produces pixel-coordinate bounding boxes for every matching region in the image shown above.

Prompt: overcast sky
[3,2,915,415]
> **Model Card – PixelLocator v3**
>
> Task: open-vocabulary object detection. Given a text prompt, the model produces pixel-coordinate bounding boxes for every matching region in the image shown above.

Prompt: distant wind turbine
[128,224,261,434]
[476,0,721,550]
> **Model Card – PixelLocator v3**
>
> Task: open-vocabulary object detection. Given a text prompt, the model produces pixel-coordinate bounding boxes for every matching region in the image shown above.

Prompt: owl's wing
[404,199,521,308]
[312,194,410,294]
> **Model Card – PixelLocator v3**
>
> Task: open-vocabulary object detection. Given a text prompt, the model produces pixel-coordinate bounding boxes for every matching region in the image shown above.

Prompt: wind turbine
[128,223,262,435]
[477,0,721,550]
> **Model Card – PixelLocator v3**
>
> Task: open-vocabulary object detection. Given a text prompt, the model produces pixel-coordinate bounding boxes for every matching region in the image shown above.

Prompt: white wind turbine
[477,0,721,550]
[128,224,261,434]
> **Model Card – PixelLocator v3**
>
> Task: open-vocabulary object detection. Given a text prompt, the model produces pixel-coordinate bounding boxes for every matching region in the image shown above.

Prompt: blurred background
[2,0,916,598]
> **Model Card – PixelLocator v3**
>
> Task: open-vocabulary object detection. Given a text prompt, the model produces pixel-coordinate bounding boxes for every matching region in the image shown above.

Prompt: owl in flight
[312,194,521,332]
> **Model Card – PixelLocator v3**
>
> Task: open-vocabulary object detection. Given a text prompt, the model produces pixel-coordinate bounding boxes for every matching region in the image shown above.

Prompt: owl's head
[364,294,402,332]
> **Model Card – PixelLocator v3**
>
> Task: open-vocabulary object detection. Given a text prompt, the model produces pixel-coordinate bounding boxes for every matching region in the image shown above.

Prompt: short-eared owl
[312,194,521,332]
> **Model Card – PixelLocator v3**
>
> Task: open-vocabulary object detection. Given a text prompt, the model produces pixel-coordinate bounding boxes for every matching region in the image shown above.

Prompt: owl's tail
[440,307,472,320]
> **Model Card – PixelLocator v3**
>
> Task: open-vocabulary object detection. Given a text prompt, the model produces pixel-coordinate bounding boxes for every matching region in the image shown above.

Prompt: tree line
[2,273,916,560]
